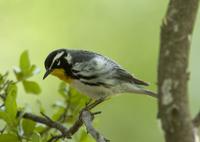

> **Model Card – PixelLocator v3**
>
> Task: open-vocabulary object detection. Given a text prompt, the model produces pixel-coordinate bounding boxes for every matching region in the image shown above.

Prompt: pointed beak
[43,69,52,80]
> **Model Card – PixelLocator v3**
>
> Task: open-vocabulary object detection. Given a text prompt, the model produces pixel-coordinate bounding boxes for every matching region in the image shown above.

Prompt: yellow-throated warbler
[43,49,156,99]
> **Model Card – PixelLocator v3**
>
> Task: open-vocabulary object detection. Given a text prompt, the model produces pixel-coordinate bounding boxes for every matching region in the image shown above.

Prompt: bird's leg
[86,97,106,110]
[85,98,93,107]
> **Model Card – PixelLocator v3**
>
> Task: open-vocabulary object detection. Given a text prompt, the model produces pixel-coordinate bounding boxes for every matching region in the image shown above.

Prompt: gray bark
[158,0,199,142]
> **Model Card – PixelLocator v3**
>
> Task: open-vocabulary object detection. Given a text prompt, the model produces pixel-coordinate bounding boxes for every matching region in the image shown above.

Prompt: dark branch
[40,92,72,136]
[158,0,199,141]
[22,112,71,138]
[54,98,105,138]
[81,110,109,142]
[21,98,105,142]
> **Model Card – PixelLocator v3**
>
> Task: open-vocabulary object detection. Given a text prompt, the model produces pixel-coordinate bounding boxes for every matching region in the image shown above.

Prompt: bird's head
[43,49,72,80]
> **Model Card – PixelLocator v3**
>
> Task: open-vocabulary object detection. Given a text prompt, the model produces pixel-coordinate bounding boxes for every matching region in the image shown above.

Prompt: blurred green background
[0,0,199,142]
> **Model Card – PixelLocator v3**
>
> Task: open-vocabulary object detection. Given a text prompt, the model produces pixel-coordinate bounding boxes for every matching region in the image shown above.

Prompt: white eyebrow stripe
[49,51,64,69]
[64,53,72,64]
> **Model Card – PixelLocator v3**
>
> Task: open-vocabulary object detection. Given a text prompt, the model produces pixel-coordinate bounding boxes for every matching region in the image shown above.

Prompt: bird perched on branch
[43,49,156,99]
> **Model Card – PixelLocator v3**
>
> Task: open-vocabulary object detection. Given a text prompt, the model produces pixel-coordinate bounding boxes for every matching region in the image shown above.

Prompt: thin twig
[81,110,109,142]
[40,92,72,136]
[48,98,105,141]
[69,98,105,135]
[20,98,105,142]
[22,112,71,138]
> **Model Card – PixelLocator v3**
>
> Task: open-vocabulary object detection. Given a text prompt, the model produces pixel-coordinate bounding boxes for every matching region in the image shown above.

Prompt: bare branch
[22,98,105,142]
[158,0,199,141]
[67,98,105,136]
[40,92,72,136]
[81,110,109,142]
[22,112,71,138]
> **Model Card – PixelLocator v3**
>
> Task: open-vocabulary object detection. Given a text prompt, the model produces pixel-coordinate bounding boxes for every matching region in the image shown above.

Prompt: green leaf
[13,70,23,81]
[0,110,17,130]
[34,126,46,133]
[23,65,38,78]
[0,110,9,123]
[32,132,41,142]
[58,82,69,98]
[0,133,19,142]
[4,84,18,130]
[36,100,45,113]
[51,107,65,120]
[30,65,39,75]
[5,84,17,120]
[22,119,36,136]
[0,73,3,85]
[22,80,41,95]
[20,50,30,72]
[75,128,94,142]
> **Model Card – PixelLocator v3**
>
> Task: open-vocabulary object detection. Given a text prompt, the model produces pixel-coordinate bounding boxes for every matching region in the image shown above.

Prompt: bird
[43,49,156,100]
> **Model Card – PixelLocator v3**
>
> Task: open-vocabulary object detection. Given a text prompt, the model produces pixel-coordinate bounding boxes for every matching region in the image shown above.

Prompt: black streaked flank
[80,81,112,88]
[75,74,98,80]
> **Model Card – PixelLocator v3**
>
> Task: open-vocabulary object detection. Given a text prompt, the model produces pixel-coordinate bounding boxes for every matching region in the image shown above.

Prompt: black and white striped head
[43,49,72,79]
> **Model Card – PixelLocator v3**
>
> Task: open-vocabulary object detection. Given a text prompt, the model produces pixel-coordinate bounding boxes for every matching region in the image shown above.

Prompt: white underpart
[50,51,64,69]
[71,79,147,99]
[161,78,173,105]
[64,53,72,64]
[71,55,147,98]
[57,60,61,66]
[122,83,145,94]
[71,79,113,99]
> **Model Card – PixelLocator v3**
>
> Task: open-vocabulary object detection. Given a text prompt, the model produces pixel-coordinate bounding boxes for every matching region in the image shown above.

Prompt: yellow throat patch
[51,69,72,83]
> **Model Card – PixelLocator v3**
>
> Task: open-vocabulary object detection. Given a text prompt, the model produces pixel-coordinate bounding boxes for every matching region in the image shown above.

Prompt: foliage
[0,51,92,142]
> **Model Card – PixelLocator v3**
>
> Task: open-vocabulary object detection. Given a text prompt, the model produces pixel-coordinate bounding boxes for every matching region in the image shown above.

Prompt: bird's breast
[51,69,72,83]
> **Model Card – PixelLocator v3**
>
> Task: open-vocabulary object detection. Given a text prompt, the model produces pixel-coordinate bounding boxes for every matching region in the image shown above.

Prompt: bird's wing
[70,50,149,87]
[71,55,113,82]
[114,68,149,86]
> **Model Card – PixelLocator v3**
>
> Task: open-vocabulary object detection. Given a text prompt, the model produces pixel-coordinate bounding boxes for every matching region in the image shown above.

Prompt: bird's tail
[126,84,157,98]
[142,89,157,98]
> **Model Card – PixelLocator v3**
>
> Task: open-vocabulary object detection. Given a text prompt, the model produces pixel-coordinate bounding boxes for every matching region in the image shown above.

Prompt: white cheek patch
[50,51,64,69]
[57,60,61,66]
[64,53,72,64]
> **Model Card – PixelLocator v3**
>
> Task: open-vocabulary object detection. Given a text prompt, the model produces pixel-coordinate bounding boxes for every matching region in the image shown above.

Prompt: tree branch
[66,98,105,136]
[158,0,199,141]
[40,91,73,136]
[22,98,106,142]
[81,110,109,142]
[22,112,71,138]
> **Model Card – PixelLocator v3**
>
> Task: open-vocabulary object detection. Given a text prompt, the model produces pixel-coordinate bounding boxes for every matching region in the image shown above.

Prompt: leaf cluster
[0,51,92,142]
